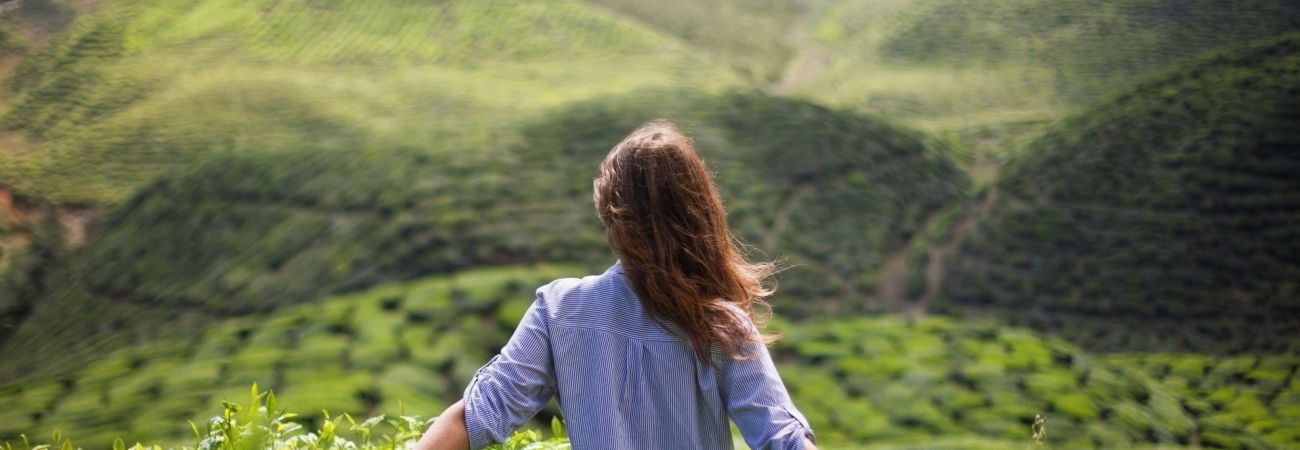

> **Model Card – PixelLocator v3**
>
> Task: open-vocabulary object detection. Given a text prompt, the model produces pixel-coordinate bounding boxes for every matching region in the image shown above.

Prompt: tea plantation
[0,265,581,448]
[0,0,741,205]
[798,0,1300,156]
[1,1,1298,449]
[933,33,1300,353]
[2,265,1297,449]
[0,91,967,381]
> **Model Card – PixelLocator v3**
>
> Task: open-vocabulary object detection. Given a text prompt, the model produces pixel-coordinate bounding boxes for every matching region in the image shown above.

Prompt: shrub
[1,385,569,450]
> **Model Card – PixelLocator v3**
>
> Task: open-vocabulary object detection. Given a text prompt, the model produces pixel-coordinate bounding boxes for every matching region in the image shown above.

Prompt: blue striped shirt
[462,261,815,449]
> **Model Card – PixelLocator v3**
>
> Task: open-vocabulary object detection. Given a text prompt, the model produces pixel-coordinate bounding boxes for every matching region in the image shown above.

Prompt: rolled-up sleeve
[721,338,816,450]
[462,296,556,449]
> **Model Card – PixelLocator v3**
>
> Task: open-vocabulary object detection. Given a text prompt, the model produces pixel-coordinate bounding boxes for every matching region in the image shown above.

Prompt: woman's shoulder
[536,263,618,301]
[534,262,648,329]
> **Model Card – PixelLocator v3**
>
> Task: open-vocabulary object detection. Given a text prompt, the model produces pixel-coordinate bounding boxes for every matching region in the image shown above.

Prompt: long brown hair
[593,119,778,365]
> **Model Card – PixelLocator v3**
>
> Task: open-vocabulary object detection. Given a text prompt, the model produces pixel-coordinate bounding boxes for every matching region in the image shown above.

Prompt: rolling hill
[930,34,1300,353]
[1,2,1298,449]
[794,0,1300,179]
[0,90,967,381]
[0,0,743,206]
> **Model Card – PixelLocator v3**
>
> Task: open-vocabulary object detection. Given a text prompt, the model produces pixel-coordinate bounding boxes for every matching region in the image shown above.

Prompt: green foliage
[584,0,798,83]
[0,0,738,205]
[2,384,569,450]
[0,89,967,379]
[0,265,578,447]
[769,315,1300,449]
[0,218,62,337]
[1115,354,1300,449]
[798,0,1300,154]
[510,90,968,314]
[1,2,1297,449]
[936,34,1300,353]
[1,267,1297,449]
[876,0,1300,98]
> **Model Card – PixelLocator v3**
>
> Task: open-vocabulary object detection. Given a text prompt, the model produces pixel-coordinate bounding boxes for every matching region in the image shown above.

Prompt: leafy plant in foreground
[1,384,568,450]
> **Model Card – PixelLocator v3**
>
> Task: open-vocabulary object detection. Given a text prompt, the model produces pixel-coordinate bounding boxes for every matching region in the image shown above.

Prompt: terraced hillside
[0,0,742,205]
[1,2,1297,449]
[0,265,581,448]
[510,91,967,313]
[7,0,1295,205]
[0,91,967,381]
[932,34,1300,353]
[796,0,1300,168]
[2,265,1295,449]
[772,318,1299,449]
[585,0,798,83]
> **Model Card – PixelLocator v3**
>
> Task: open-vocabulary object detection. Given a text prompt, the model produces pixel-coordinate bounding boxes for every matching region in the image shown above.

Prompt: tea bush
[2,384,569,450]
[3,265,1295,449]
[936,34,1300,353]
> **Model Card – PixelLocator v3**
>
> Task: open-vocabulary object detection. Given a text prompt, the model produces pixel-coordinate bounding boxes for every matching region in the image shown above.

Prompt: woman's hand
[412,399,469,450]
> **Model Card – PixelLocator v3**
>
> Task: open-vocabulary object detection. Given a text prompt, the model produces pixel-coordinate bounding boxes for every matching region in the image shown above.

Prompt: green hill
[0,90,966,380]
[1,2,1297,449]
[509,90,968,313]
[796,0,1300,170]
[584,0,798,83]
[0,0,740,205]
[931,34,1300,353]
[8,0,1295,204]
[2,265,1295,449]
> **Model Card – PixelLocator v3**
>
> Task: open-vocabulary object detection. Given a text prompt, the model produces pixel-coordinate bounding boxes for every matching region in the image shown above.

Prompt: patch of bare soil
[766,0,830,95]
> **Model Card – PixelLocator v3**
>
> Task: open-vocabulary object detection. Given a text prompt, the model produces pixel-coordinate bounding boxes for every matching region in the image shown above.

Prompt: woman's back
[415,120,815,450]
[461,261,814,449]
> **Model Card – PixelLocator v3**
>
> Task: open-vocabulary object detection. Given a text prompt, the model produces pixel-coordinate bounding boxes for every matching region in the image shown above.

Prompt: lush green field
[2,265,1296,449]
[0,0,741,205]
[4,0,1293,204]
[1,1,1298,449]
[795,0,1300,164]
[931,33,1300,353]
[8,383,573,450]
[0,265,581,448]
[0,89,969,380]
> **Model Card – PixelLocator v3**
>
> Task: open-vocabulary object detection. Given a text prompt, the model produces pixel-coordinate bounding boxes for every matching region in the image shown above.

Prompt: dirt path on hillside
[761,183,813,251]
[766,0,830,94]
[914,187,997,310]
[874,185,1000,315]
[874,241,910,310]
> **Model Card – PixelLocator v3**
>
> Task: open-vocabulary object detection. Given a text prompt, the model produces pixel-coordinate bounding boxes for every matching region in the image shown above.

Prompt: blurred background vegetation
[0,0,1297,448]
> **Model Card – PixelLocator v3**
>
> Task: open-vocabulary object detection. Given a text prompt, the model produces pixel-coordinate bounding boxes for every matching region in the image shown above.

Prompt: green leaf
[266,390,278,415]
[357,414,386,430]
[551,417,566,438]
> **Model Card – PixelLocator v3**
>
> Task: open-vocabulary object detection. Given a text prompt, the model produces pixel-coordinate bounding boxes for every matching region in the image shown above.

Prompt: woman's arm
[721,338,818,450]
[419,296,557,450]
[412,400,468,450]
